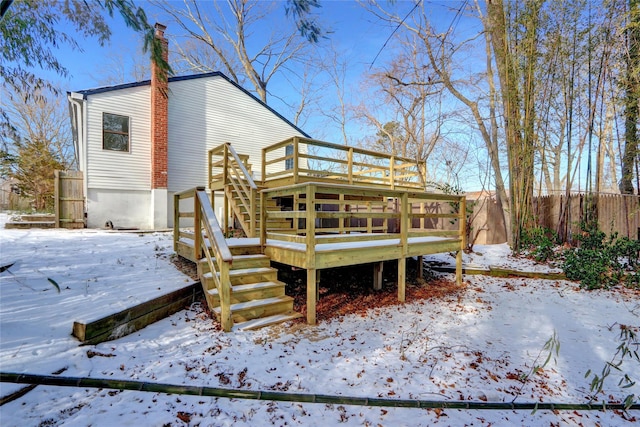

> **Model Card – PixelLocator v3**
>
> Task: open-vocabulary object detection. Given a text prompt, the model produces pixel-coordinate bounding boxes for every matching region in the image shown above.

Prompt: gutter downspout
[67,92,88,220]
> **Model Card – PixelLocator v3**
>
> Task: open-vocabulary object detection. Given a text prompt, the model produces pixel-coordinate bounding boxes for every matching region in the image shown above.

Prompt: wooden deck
[174,138,466,331]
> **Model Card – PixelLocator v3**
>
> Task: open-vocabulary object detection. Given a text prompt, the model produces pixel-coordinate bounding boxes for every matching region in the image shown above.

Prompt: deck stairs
[197,244,302,331]
[226,182,292,237]
[209,143,292,238]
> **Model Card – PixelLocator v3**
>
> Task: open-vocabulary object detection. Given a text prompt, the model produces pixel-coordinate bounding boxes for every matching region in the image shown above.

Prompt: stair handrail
[224,143,257,189]
[195,188,234,332]
[223,143,259,237]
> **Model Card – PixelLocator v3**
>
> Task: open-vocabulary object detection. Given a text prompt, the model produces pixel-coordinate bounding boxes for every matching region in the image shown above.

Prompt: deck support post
[456,197,466,286]
[456,250,462,285]
[373,262,383,290]
[307,268,317,325]
[305,184,317,325]
[398,192,408,302]
[417,256,423,280]
[397,258,406,302]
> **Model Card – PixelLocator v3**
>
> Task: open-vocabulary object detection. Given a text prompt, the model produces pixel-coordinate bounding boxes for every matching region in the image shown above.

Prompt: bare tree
[153,0,312,103]
[1,88,74,210]
[317,45,352,145]
[486,0,541,249]
[355,47,451,185]
[0,0,170,135]
[365,0,511,241]
[620,0,639,194]
[90,39,151,86]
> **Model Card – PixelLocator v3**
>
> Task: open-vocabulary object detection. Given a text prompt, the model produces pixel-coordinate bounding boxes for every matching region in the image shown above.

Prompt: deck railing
[173,187,234,332]
[261,137,426,190]
[209,143,258,236]
[259,182,466,268]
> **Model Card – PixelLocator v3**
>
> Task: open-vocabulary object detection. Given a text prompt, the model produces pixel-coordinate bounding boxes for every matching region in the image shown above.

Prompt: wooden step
[4,221,56,229]
[202,266,278,286]
[231,254,271,269]
[232,311,303,331]
[229,244,263,256]
[198,254,270,276]
[213,295,295,323]
[228,266,277,284]
[206,280,286,307]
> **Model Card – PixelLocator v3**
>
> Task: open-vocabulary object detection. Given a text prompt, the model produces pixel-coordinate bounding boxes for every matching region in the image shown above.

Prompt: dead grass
[277,259,464,323]
[172,255,465,326]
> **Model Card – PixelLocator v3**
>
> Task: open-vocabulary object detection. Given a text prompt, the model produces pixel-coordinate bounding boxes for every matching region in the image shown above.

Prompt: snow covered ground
[1,213,638,426]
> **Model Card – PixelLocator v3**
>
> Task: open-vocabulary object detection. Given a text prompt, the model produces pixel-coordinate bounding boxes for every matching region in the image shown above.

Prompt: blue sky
[47,1,415,136]
[53,2,460,119]
[59,1,412,90]
[24,0,487,190]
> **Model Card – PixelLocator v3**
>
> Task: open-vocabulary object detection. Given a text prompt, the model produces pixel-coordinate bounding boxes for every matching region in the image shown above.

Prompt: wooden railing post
[207,150,212,189]
[398,192,408,302]
[194,188,203,261]
[339,193,345,234]
[260,191,267,248]
[173,192,180,253]
[293,191,300,235]
[250,187,257,237]
[195,189,234,332]
[306,184,317,325]
[222,146,229,233]
[261,145,266,186]
[347,148,353,184]
[293,137,300,184]
[389,156,395,190]
[219,264,232,332]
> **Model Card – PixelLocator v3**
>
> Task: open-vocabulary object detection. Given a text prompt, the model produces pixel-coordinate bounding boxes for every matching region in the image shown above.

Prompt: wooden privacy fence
[535,193,640,240]
[54,170,84,229]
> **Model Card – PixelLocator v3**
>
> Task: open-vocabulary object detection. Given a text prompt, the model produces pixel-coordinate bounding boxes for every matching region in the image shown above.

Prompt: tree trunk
[620,0,639,194]
[486,0,538,250]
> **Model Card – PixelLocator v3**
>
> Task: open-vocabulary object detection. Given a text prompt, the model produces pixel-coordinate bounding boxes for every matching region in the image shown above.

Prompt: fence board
[55,171,84,229]
[534,194,640,241]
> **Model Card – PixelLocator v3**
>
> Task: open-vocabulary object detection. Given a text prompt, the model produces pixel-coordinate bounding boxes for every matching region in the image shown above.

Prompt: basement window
[103,113,130,152]
[285,144,294,170]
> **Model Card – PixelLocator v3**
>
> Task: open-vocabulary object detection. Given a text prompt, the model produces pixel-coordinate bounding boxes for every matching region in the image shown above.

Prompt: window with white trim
[285,144,294,170]
[103,113,130,152]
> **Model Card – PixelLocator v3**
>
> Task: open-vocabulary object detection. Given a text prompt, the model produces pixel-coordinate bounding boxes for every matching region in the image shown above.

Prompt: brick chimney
[151,23,168,189]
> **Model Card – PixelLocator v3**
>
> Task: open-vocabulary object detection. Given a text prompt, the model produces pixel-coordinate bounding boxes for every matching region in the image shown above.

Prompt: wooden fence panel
[533,194,640,241]
[466,193,639,246]
[55,170,85,229]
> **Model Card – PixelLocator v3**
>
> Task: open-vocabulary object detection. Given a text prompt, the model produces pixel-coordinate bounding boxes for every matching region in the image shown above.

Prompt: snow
[267,235,454,252]
[1,213,639,426]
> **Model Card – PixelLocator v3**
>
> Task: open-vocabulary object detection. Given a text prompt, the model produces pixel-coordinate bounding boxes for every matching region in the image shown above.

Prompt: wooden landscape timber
[72,283,202,345]
[174,137,466,331]
[425,264,566,280]
[3,372,640,411]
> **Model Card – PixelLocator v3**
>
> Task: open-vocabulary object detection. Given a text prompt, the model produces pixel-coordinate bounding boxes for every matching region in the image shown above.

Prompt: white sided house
[67,24,308,230]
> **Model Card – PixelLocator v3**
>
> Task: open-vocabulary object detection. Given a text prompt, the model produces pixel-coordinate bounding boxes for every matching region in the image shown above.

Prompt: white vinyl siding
[167,76,304,192]
[85,86,151,190]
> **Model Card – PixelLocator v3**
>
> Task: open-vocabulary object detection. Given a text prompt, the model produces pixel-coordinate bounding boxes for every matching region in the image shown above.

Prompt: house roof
[69,71,311,138]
